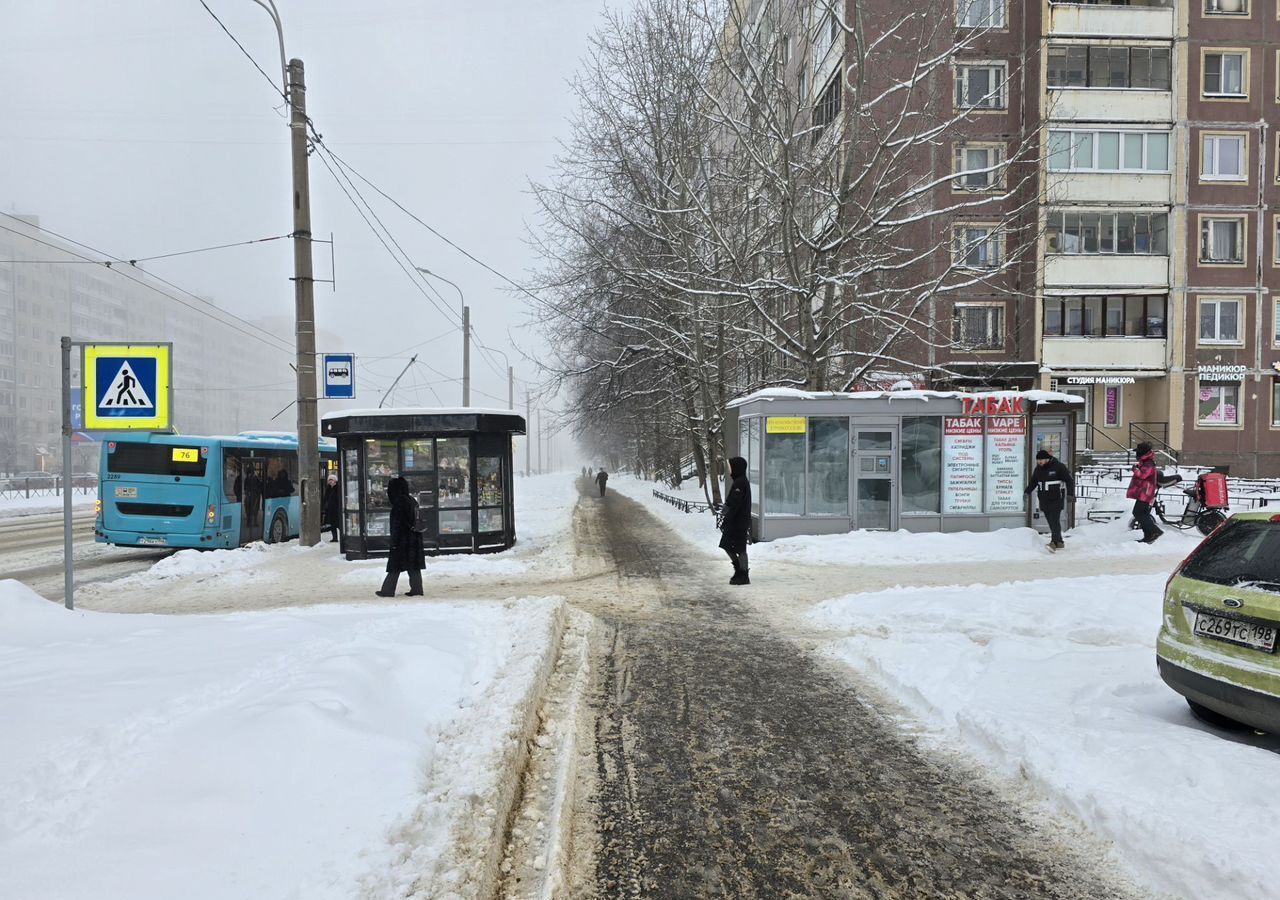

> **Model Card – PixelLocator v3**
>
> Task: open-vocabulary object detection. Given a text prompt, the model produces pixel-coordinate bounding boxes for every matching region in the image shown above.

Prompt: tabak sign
[942,396,1028,516]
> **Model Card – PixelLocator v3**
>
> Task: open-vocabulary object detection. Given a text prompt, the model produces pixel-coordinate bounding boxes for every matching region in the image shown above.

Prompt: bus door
[240,456,267,544]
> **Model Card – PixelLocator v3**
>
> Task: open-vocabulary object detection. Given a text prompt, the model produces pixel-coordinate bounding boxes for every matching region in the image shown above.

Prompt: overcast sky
[0,0,618,425]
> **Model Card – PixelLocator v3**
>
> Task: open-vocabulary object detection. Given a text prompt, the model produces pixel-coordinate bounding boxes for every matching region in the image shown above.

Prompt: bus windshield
[107,442,208,478]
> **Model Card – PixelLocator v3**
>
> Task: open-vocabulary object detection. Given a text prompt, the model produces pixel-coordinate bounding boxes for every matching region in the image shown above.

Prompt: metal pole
[462,304,471,407]
[60,336,74,610]
[289,58,320,546]
[536,407,542,474]
[525,390,531,475]
[508,365,513,410]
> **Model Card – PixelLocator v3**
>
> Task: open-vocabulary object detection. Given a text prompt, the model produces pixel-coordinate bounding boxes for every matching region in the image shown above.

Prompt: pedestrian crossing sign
[82,343,172,431]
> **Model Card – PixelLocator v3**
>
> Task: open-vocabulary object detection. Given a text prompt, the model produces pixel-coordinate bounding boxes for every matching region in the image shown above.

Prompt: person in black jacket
[1024,449,1074,550]
[719,456,752,585]
[595,469,609,497]
[377,476,425,597]
[322,473,341,543]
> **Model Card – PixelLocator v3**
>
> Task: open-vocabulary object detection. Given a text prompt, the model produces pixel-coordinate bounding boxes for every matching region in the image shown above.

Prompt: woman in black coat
[719,456,752,585]
[377,476,425,597]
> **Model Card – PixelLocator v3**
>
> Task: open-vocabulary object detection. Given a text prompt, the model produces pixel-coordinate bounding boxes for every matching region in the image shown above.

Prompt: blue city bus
[96,431,337,550]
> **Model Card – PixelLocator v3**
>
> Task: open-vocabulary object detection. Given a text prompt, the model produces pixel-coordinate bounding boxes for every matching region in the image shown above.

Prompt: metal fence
[0,477,97,500]
[652,489,720,515]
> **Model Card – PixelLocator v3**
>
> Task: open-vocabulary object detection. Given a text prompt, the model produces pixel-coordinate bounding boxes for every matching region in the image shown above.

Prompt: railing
[0,477,97,500]
[1129,421,1176,463]
[1074,469,1280,514]
[652,489,720,515]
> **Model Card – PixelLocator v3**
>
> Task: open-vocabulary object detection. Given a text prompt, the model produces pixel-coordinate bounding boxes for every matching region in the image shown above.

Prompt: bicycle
[1130,472,1229,537]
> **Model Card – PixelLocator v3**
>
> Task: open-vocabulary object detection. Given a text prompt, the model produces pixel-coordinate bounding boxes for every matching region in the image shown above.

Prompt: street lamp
[414,266,469,407]
[250,0,321,545]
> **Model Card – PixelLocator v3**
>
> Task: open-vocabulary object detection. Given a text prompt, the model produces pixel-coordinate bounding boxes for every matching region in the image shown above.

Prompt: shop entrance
[1031,416,1073,535]
[1062,387,1091,449]
[851,427,896,530]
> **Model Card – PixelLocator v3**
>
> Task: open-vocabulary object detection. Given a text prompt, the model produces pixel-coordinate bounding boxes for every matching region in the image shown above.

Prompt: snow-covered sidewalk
[612,473,1280,900]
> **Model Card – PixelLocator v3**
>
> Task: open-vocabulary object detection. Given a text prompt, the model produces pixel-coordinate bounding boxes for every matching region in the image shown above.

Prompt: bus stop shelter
[725,388,1081,542]
[320,408,525,558]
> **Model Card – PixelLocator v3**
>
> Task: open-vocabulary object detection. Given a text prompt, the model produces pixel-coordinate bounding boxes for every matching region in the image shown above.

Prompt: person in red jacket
[1126,441,1162,544]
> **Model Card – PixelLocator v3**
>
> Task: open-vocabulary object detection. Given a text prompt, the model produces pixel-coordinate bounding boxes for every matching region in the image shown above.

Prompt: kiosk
[725,388,1080,542]
[320,408,525,558]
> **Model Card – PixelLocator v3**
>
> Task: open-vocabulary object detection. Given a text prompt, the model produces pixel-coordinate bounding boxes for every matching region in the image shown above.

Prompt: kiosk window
[807,418,848,516]
[901,417,942,514]
[765,430,806,516]
[437,438,471,508]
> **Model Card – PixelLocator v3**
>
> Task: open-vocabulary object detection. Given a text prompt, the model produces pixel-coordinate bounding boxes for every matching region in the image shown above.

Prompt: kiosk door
[852,428,896,531]
[1032,416,1073,534]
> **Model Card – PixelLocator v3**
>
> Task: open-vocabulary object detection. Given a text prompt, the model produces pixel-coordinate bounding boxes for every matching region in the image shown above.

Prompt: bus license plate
[138,536,167,546]
[115,487,137,498]
[1194,611,1277,653]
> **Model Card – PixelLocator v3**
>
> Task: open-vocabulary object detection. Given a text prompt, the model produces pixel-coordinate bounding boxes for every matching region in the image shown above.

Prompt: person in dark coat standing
[377,476,425,597]
[1127,441,1162,544]
[1024,449,1074,551]
[719,456,752,585]
[595,469,609,497]
[322,473,341,543]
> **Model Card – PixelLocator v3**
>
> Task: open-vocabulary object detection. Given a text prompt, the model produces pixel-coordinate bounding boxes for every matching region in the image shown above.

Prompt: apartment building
[0,215,296,473]
[1180,0,1280,475]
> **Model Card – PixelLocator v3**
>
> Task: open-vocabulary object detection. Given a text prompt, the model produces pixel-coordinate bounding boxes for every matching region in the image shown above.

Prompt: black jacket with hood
[386,476,426,573]
[719,456,751,552]
[1023,456,1074,507]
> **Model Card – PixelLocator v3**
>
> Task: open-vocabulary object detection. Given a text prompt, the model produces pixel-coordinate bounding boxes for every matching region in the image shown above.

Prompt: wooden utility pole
[289,58,320,545]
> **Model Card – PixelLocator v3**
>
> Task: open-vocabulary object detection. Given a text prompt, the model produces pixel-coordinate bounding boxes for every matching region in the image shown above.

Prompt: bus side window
[224,452,243,502]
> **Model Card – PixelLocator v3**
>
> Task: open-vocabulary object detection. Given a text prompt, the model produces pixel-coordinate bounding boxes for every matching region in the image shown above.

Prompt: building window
[1273,382,1280,427]
[1043,294,1166,338]
[1200,133,1247,181]
[1204,0,1248,15]
[812,72,842,135]
[953,225,1002,269]
[953,303,1004,349]
[1273,216,1280,265]
[1047,129,1169,173]
[1198,384,1240,426]
[957,0,1005,28]
[1200,216,1246,264]
[1046,211,1168,255]
[955,63,1007,109]
[953,143,1003,191]
[1203,51,1247,97]
[1274,297,1280,345]
[811,6,839,72]
[1199,297,1242,344]
[1047,45,1171,90]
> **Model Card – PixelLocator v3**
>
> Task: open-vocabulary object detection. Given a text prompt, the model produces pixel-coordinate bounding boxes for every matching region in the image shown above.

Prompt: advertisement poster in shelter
[984,415,1026,513]
[942,416,983,514]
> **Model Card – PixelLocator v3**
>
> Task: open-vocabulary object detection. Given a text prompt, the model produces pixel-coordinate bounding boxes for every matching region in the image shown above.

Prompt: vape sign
[322,353,355,399]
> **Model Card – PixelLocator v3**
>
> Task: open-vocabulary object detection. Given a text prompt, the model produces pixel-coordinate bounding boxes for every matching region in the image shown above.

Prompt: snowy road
[546,482,1146,899]
[0,511,172,602]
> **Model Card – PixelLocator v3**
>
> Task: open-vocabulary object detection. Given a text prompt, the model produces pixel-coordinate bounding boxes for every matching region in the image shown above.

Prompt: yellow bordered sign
[171,447,198,463]
[82,343,172,431]
[766,416,806,434]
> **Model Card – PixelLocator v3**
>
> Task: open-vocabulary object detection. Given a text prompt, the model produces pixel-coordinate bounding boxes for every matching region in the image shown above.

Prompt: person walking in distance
[376,476,425,597]
[1127,441,1163,544]
[323,473,341,544]
[595,468,609,497]
[720,456,752,585]
[1024,449,1074,551]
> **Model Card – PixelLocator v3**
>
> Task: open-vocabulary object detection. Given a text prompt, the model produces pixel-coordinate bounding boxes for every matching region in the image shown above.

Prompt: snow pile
[609,474,1202,565]
[809,574,1280,900]
[0,492,96,517]
[0,579,564,900]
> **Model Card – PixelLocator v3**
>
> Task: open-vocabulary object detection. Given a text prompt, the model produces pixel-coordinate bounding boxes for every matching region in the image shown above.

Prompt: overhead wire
[0,233,291,266]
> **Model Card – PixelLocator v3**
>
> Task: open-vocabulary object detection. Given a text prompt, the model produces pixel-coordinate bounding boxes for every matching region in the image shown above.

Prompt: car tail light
[1271,514,1280,523]
[207,504,217,523]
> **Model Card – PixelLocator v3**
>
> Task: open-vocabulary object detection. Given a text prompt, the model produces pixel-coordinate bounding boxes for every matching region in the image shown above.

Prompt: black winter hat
[1035,449,1053,460]
[1135,441,1153,457]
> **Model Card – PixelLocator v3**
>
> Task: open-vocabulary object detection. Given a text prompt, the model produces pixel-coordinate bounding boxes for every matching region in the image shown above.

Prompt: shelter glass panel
[807,417,849,516]
[764,430,805,515]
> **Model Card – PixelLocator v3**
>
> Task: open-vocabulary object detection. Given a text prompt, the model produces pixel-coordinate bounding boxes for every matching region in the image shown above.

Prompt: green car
[1157,510,1280,733]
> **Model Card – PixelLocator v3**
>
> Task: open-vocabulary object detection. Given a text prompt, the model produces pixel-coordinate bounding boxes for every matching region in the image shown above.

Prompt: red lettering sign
[961,396,1025,417]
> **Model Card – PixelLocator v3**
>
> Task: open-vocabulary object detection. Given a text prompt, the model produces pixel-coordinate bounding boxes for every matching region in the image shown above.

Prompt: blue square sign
[323,354,355,399]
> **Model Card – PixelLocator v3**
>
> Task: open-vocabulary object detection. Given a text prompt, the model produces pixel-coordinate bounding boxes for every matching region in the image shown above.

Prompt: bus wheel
[268,510,288,544]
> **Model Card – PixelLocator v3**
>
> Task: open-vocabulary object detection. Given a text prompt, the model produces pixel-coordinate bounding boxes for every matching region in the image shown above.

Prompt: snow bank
[0,579,564,900]
[609,474,1202,565]
[0,492,96,518]
[810,575,1280,900]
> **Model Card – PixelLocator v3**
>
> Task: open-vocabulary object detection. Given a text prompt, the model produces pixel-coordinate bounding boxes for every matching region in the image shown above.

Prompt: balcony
[1048,88,1173,122]
[1047,2,1175,39]
[1047,171,1171,204]
[1044,254,1170,289]
[1043,336,1167,371]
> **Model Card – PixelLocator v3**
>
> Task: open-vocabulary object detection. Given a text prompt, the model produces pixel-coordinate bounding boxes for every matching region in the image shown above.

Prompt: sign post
[59,341,174,611]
